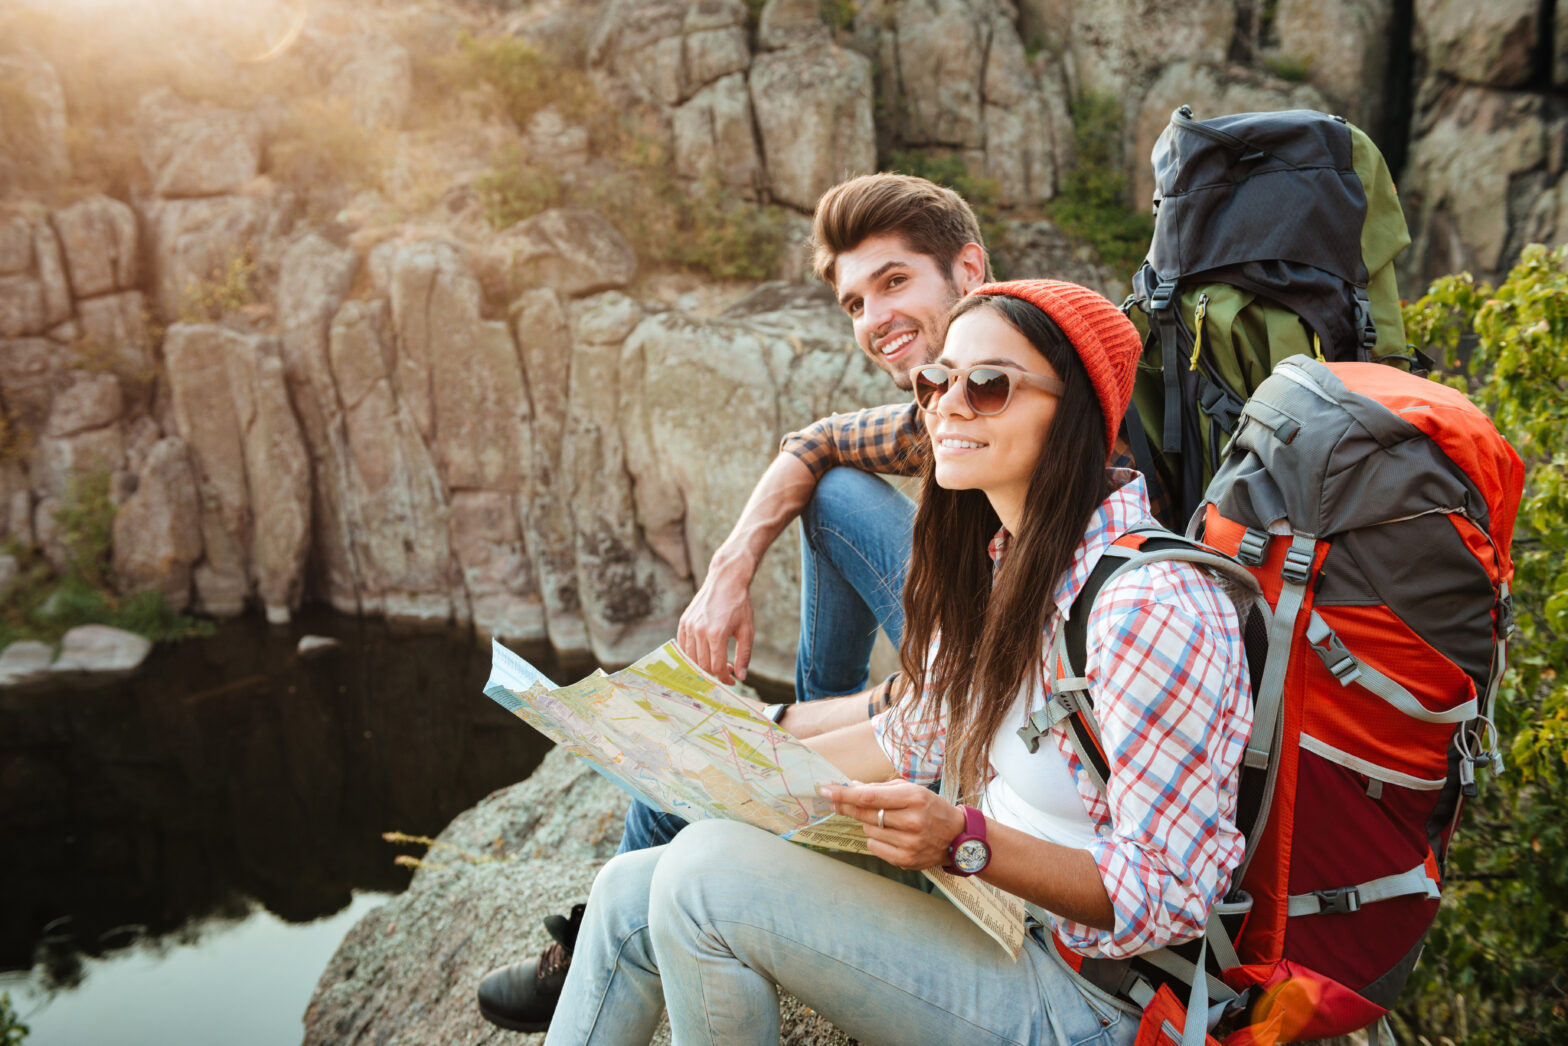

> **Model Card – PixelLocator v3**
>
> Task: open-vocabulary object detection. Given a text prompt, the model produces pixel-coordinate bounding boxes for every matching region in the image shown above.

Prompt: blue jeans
[616,469,915,855]
[545,820,1137,1046]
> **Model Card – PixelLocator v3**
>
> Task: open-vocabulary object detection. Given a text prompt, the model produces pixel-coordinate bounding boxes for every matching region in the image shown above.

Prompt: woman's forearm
[978,821,1115,931]
[805,718,899,783]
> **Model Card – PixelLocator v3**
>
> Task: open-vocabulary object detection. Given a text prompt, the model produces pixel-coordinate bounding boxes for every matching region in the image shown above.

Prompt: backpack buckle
[1354,288,1377,351]
[1307,612,1363,686]
[1148,276,1179,313]
[1312,886,1361,915]
[1236,528,1268,566]
[1281,544,1314,584]
[1498,592,1516,639]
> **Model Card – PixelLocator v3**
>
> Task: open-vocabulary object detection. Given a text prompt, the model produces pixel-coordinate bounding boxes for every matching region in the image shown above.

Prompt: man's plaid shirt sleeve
[779,402,926,479]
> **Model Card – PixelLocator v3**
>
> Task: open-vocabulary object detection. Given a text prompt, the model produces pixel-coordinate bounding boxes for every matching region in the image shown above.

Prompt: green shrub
[176,248,257,324]
[1047,92,1154,283]
[0,992,27,1046]
[1396,243,1568,1044]
[0,471,211,646]
[1262,53,1313,83]
[475,157,562,230]
[434,32,602,132]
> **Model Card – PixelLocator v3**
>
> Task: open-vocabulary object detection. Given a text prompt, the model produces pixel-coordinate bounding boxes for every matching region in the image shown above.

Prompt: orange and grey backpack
[1035,356,1524,1043]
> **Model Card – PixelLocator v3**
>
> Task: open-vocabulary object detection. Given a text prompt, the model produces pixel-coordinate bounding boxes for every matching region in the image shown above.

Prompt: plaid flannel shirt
[872,471,1251,960]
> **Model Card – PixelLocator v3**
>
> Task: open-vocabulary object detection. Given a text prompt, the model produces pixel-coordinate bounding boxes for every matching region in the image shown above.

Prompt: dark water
[0,609,566,1044]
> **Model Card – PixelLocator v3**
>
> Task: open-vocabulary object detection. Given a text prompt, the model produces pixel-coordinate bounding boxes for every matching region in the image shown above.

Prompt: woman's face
[924,306,1061,524]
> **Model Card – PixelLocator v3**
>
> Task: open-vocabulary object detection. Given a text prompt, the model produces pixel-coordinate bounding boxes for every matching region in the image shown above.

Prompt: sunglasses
[912,363,1065,416]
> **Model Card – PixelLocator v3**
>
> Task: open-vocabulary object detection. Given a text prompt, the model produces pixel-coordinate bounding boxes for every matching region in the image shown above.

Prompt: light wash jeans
[615,468,916,856]
[547,820,1138,1046]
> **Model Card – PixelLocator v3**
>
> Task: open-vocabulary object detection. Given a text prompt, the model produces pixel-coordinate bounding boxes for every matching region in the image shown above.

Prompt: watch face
[954,838,990,874]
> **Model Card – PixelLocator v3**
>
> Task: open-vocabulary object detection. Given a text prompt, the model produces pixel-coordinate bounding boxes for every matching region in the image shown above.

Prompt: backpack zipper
[1188,293,1210,371]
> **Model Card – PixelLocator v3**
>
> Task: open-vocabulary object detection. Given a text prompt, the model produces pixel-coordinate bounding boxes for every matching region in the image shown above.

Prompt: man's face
[832,233,985,391]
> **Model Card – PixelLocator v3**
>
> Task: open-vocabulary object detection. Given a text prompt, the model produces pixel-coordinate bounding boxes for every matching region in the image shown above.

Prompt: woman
[543,279,1252,1046]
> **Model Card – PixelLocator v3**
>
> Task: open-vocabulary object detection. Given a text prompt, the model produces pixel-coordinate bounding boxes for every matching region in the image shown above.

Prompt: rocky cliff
[0,0,1562,686]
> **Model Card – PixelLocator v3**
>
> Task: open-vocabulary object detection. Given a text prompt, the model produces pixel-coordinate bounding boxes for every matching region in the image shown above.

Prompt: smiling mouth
[937,438,987,450]
[880,331,917,357]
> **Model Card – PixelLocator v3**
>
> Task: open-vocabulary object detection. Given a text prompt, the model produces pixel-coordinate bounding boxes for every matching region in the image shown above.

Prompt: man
[476,173,993,1033]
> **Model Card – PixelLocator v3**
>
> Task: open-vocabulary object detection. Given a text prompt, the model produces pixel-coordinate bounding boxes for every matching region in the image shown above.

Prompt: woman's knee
[648,821,783,939]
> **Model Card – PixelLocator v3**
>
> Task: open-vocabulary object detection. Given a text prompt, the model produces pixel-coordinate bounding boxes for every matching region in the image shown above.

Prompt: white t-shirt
[981,684,1099,849]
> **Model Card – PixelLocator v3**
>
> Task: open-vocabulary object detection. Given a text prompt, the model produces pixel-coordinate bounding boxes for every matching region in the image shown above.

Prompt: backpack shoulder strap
[1015,526,1263,793]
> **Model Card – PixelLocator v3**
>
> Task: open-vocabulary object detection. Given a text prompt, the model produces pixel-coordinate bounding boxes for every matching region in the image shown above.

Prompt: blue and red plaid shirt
[873,471,1251,960]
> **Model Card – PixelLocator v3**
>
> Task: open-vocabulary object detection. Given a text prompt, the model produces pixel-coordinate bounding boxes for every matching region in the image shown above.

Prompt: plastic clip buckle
[1236,529,1268,566]
[1281,544,1314,585]
[1148,277,1179,314]
[1312,887,1361,915]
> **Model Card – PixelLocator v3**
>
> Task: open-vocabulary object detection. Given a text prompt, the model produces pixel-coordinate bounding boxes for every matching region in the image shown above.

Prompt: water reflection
[0,610,562,981]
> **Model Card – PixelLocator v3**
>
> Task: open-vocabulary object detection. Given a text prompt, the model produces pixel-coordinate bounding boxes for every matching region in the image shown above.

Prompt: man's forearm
[706,452,818,585]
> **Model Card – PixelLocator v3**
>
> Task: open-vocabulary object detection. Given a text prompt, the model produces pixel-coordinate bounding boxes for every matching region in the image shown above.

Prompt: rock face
[304,746,855,1046]
[0,0,1560,695]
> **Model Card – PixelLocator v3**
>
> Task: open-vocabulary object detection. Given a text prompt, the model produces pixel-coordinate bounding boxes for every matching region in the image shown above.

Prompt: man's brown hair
[810,173,992,286]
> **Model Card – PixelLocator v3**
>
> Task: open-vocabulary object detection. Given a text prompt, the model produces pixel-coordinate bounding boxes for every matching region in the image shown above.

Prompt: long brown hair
[897,294,1114,802]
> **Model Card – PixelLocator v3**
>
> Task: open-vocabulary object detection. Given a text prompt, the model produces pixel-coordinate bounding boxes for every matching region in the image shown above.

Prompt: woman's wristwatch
[943,805,991,876]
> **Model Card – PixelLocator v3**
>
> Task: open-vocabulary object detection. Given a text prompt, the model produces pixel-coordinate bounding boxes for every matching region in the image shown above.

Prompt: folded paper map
[483,638,1025,957]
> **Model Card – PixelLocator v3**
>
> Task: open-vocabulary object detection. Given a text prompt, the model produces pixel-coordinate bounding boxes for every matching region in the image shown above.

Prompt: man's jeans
[545,820,1137,1046]
[616,468,915,855]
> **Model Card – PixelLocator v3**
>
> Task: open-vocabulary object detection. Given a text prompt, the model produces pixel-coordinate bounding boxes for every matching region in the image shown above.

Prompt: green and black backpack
[1123,106,1415,525]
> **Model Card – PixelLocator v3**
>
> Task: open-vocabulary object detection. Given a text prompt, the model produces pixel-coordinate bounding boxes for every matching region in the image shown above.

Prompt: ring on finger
[876,808,885,829]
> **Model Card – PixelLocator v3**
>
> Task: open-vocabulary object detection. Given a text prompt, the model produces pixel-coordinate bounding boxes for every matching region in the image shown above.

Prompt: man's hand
[677,551,756,683]
[820,780,966,871]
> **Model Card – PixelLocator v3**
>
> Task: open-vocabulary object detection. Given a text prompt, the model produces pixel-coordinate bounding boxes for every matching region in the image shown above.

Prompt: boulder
[75,291,155,387]
[503,0,606,68]
[0,337,64,435]
[750,43,877,212]
[304,746,854,1046]
[329,36,412,130]
[520,108,592,174]
[558,292,694,665]
[0,50,69,181]
[490,209,638,298]
[1401,86,1556,287]
[51,194,139,298]
[450,491,546,644]
[872,0,989,153]
[0,641,55,689]
[389,240,533,494]
[0,215,33,275]
[33,425,125,501]
[134,87,264,198]
[163,324,311,620]
[587,0,689,108]
[617,285,890,680]
[0,217,70,337]
[1414,0,1538,88]
[681,0,751,92]
[140,195,269,319]
[276,233,361,611]
[758,0,834,51]
[993,219,1119,300]
[1271,0,1396,132]
[1130,64,1328,212]
[1065,0,1236,101]
[50,624,154,680]
[328,298,456,624]
[982,24,1070,206]
[111,437,203,612]
[511,288,591,657]
[673,73,764,199]
[297,634,342,657]
[43,371,122,438]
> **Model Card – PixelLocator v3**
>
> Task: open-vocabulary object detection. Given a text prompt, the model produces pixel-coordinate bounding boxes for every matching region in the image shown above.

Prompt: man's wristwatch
[761,703,788,725]
[943,804,991,876]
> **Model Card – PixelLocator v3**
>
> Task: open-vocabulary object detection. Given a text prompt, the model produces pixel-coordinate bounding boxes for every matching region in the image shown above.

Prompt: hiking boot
[476,903,587,1033]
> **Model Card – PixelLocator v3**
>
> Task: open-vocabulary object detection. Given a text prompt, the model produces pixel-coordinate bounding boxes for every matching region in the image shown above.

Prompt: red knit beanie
[967,279,1142,455]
